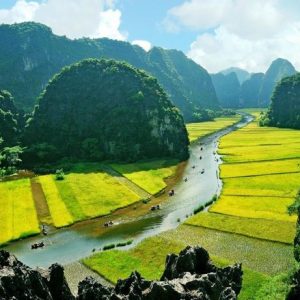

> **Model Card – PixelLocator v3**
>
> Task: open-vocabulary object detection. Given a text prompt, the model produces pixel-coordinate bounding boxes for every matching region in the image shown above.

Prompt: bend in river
[1,114,253,268]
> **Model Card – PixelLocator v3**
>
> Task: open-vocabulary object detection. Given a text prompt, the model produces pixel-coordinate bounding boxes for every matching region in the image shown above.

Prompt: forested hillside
[0,22,219,121]
[262,73,300,129]
[24,59,189,163]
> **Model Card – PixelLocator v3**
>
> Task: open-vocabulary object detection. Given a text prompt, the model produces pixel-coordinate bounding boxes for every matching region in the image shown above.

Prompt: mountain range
[0,22,219,121]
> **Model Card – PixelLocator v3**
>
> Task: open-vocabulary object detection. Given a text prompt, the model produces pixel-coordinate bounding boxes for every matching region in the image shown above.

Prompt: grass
[110,159,178,195]
[186,116,241,142]
[185,212,295,244]
[83,227,289,299]
[0,179,40,245]
[39,170,141,227]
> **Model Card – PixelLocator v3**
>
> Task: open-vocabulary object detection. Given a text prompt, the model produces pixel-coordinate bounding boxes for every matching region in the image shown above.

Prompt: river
[1,114,252,269]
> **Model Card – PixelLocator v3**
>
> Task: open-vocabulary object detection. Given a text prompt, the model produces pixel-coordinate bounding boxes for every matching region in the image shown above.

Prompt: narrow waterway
[1,114,252,269]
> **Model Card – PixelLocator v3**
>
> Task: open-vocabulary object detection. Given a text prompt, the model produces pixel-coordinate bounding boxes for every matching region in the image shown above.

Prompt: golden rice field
[189,117,299,244]
[0,179,40,245]
[186,116,241,142]
[39,170,141,227]
[110,159,178,195]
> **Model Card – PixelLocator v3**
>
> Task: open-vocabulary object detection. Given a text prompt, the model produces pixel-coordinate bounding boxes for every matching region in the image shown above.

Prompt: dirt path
[101,165,152,199]
[30,178,53,225]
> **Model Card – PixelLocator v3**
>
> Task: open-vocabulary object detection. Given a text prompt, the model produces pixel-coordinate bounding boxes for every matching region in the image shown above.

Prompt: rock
[0,246,243,300]
[0,250,73,300]
[161,246,216,280]
[77,277,112,300]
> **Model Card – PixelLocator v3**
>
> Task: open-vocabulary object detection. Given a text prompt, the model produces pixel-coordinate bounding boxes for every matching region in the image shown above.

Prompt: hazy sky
[0,0,300,73]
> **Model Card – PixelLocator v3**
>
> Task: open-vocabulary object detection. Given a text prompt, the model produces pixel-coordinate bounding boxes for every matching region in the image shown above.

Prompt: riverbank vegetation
[186,115,241,142]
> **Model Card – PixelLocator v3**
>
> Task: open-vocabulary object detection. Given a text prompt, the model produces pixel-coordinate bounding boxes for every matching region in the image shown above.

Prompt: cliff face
[24,59,189,163]
[0,22,219,120]
[0,246,243,300]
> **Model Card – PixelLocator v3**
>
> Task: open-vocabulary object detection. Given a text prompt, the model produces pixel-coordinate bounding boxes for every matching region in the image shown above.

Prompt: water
[1,115,252,268]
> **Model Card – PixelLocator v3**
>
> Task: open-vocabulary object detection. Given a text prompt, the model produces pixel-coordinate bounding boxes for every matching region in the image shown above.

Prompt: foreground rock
[0,246,242,299]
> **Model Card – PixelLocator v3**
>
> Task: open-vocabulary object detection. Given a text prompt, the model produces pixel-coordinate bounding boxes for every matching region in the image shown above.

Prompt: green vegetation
[0,22,219,119]
[110,159,178,194]
[186,115,240,142]
[24,59,189,164]
[262,72,300,129]
[0,179,40,245]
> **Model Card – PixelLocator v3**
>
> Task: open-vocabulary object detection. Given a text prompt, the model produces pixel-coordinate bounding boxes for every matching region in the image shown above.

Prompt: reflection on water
[2,115,252,268]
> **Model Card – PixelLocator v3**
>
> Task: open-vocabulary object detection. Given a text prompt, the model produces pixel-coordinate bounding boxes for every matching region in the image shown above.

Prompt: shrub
[55,169,65,180]
[103,244,116,251]
[193,205,204,215]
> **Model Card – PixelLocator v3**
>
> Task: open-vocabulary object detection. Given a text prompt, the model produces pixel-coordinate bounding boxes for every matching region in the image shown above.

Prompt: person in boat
[184,177,188,182]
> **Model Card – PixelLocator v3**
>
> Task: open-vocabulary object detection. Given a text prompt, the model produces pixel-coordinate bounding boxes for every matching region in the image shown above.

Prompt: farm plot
[39,168,141,227]
[0,179,40,245]
[186,116,241,142]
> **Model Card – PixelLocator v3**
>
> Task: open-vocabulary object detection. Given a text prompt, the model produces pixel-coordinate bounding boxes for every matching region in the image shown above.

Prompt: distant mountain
[0,22,219,121]
[24,59,189,163]
[262,73,300,129]
[259,58,297,107]
[240,73,264,107]
[211,72,240,108]
[221,67,251,84]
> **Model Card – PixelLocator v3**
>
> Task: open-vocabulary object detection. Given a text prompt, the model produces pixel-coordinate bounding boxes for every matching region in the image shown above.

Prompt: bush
[55,169,65,180]
[116,240,133,247]
[193,205,204,215]
[103,244,116,251]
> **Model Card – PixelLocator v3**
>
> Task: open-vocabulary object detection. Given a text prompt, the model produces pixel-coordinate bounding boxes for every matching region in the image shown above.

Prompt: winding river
[1,114,252,269]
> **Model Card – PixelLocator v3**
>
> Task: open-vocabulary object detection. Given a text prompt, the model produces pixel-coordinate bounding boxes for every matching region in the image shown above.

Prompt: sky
[0,0,300,73]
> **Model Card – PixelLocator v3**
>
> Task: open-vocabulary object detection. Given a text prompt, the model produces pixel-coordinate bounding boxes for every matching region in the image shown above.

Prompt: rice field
[189,117,299,244]
[110,159,178,195]
[39,170,141,227]
[0,179,40,245]
[186,116,241,142]
[83,224,293,299]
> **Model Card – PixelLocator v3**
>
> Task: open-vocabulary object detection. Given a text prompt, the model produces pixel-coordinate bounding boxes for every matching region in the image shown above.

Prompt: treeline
[261,73,300,129]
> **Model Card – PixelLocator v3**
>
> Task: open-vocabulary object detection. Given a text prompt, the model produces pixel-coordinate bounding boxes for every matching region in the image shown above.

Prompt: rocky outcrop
[0,250,74,299]
[0,246,243,300]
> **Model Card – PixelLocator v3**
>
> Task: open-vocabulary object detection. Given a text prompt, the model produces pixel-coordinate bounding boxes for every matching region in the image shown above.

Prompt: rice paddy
[110,159,178,195]
[0,179,40,245]
[189,116,299,244]
[186,116,241,142]
[39,170,141,227]
[83,224,293,299]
